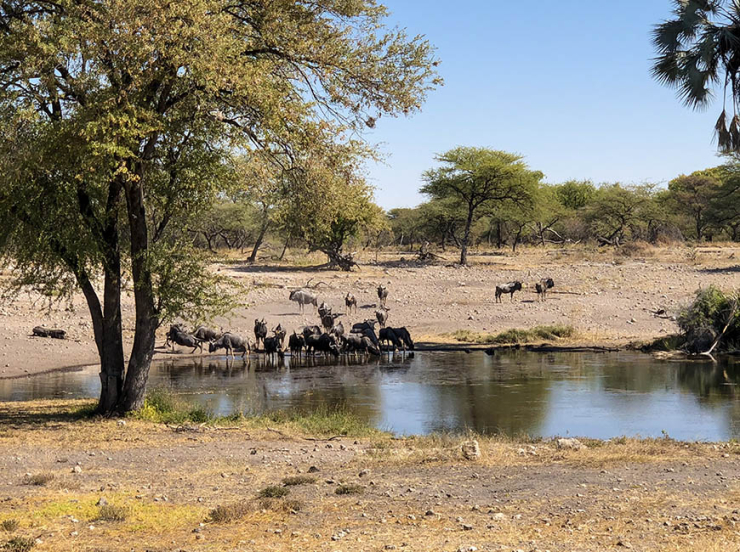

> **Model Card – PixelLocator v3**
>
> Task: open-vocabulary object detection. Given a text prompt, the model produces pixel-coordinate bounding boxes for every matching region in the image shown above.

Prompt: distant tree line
[199,147,740,267]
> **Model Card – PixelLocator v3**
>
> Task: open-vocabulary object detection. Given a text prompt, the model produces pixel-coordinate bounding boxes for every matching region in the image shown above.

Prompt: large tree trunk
[98,266,125,412]
[120,173,159,412]
[323,248,357,271]
[460,203,475,265]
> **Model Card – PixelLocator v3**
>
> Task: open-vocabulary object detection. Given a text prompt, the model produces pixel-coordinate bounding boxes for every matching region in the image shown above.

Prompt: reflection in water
[1,352,738,440]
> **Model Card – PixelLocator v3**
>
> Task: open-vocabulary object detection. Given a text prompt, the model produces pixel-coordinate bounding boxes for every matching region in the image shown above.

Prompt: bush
[452,325,576,345]
[678,286,739,353]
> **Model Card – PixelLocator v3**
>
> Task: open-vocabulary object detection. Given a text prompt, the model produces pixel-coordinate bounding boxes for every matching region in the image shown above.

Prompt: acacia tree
[666,172,721,241]
[421,147,542,265]
[0,0,438,413]
[277,152,387,270]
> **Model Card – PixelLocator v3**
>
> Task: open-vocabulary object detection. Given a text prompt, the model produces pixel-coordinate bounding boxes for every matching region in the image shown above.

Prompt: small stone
[359,469,370,477]
[461,440,481,460]
[425,510,436,516]
[556,438,584,451]
[491,513,506,521]
[72,465,82,474]
[308,466,320,473]
[462,523,473,531]
[96,497,108,507]
[117,420,126,427]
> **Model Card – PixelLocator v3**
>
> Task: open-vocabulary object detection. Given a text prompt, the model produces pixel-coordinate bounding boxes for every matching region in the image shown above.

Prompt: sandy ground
[0,400,739,551]
[1,245,739,378]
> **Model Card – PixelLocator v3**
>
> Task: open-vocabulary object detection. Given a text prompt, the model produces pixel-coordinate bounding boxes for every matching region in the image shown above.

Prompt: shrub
[678,286,739,353]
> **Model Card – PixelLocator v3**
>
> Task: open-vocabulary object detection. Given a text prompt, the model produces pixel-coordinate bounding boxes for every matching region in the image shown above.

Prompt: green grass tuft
[133,389,212,424]
[452,325,576,345]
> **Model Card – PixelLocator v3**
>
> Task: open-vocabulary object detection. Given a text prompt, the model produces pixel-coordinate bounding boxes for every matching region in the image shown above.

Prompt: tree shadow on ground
[697,265,740,274]
[0,400,97,428]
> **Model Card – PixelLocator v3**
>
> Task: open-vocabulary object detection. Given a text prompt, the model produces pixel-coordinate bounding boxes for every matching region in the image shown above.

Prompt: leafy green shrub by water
[678,286,739,353]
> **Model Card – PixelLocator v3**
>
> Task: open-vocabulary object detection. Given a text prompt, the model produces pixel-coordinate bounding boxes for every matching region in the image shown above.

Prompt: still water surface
[1,351,739,440]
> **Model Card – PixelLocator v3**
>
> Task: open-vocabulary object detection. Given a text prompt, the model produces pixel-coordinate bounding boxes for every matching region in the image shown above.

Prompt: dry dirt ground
[1,401,739,552]
[1,245,739,378]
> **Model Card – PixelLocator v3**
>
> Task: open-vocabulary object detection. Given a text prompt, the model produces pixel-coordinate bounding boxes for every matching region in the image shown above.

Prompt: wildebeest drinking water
[289,289,318,313]
[209,333,250,358]
[535,278,555,301]
[495,281,523,303]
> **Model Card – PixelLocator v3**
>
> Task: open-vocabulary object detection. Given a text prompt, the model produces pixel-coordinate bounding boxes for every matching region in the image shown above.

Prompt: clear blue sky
[365,1,723,209]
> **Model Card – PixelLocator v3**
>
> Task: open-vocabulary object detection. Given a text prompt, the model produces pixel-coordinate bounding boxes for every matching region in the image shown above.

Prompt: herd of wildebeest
[164,278,555,360]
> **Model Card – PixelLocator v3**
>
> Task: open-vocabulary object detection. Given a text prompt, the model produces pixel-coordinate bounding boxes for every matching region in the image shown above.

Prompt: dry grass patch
[335,483,363,495]
[259,498,302,513]
[0,521,18,533]
[21,473,54,487]
[95,504,128,522]
[208,502,252,524]
[281,475,316,486]
[1,537,35,552]
[257,485,289,498]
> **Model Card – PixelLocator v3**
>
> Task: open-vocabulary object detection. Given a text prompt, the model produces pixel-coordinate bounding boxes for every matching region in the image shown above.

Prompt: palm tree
[652,1,740,152]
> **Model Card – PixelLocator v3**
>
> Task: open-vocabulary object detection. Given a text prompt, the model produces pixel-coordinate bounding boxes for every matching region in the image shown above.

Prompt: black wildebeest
[379,327,402,351]
[495,281,523,303]
[164,323,187,348]
[263,336,284,359]
[254,319,268,349]
[288,332,306,357]
[345,292,357,314]
[535,277,555,301]
[377,284,388,307]
[209,333,249,358]
[305,333,340,357]
[289,289,318,313]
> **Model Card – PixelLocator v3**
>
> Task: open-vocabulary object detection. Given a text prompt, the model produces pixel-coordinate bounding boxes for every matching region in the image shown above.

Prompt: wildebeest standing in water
[254,319,268,349]
[166,325,202,354]
[209,333,250,358]
[495,281,522,303]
